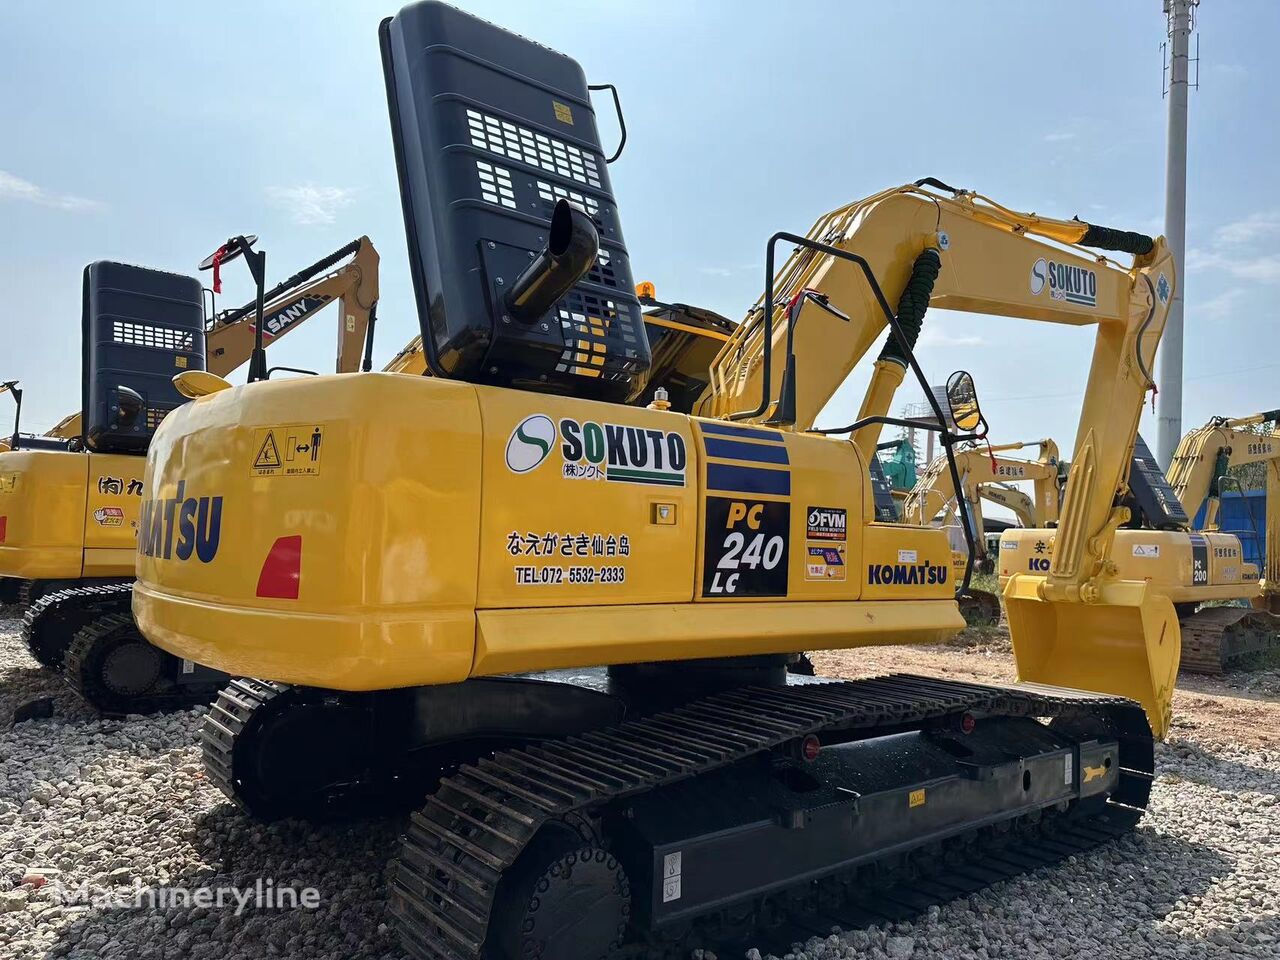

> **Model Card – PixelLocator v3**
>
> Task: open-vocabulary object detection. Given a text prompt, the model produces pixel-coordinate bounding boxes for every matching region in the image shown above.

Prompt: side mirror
[114,386,146,428]
[945,370,987,437]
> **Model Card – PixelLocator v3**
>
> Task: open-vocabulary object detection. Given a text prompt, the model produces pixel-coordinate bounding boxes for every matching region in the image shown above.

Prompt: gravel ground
[1,617,1279,959]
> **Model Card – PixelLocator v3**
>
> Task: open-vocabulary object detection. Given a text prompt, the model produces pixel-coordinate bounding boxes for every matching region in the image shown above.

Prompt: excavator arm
[903,441,1062,528]
[981,483,1039,529]
[204,236,380,378]
[15,238,379,446]
[696,181,1172,597]
[694,180,1176,733]
[1167,412,1280,611]
[1167,411,1280,525]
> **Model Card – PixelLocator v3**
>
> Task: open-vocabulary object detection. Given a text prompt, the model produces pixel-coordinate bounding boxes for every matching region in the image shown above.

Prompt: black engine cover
[380,0,649,401]
[81,261,205,454]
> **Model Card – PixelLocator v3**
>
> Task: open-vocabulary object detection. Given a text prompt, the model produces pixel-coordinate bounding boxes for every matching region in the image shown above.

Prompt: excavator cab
[380,2,648,399]
[81,261,206,453]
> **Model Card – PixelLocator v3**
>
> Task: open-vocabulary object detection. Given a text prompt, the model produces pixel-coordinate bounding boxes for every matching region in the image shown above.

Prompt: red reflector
[801,734,821,762]
[256,535,302,599]
[961,713,977,735]
[0,517,6,543]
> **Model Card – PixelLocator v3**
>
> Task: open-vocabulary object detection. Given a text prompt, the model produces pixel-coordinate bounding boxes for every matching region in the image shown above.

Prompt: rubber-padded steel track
[1180,605,1280,674]
[389,674,1152,960]
[200,678,285,808]
[43,586,226,715]
[21,582,134,669]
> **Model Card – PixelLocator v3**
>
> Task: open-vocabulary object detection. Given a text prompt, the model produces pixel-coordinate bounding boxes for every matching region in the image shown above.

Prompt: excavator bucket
[1004,575,1179,739]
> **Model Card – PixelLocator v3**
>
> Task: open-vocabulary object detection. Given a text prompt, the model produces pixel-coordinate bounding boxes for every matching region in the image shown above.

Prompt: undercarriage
[21,582,226,714]
[1178,604,1280,674]
[197,659,1152,960]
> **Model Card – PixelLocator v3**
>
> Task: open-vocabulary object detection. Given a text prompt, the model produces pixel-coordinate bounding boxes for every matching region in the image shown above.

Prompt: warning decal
[254,433,282,471]
[250,424,326,478]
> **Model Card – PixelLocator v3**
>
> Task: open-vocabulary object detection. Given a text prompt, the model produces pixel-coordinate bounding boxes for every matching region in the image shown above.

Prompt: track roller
[63,612,225,715]
[491,830,631,960]
[201,679,411,820]
[21,582,134,670]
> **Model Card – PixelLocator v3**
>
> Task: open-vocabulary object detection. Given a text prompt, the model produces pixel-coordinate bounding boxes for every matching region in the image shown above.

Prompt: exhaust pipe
[504,199,599,323]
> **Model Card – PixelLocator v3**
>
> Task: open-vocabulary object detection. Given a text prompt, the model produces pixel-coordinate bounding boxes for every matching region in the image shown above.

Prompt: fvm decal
[806,506,847,541]
[867,561,948,586]
[138,481,223,562]
[703,498,789,597]
[1031,257,1097,308]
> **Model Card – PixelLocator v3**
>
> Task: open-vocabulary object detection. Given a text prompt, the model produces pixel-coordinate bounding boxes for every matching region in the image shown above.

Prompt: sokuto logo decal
[506,415,557,474]
[1029,258,1048,296]
[507,414,688,486]
[1031,257,1097,307]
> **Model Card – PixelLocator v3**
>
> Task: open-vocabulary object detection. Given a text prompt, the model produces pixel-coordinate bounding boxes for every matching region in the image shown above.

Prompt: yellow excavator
[1164,412,1280,670]
[133,4,1176,956]
[903,439,1063,622]
[1002,417,1280,674]
[4,237,378,713]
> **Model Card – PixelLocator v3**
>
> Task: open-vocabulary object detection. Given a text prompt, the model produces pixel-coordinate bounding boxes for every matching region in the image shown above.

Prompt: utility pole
[1156,0,1199,469]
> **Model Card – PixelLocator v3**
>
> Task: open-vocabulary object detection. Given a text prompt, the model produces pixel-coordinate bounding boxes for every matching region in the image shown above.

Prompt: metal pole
[1156,0,1195,469]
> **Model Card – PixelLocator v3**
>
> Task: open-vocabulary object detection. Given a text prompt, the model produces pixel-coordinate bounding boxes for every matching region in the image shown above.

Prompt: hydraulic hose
[878,248,942,367]
[1078,224,1155,256]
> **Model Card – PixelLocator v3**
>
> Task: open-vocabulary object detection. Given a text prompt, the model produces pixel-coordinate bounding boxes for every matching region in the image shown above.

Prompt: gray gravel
[0,617,1278,959]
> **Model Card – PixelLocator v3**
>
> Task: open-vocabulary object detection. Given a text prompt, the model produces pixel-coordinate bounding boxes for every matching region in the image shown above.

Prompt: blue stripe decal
[699,421,784,443]
[703,437,790,465]
[707,463,791,496]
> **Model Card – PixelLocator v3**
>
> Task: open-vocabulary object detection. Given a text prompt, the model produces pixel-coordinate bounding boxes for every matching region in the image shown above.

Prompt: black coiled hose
[878,247,942,366]
[1078,224,1155,256]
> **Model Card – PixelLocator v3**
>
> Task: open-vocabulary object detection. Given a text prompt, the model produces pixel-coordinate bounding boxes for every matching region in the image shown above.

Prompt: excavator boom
[3,238,379,447]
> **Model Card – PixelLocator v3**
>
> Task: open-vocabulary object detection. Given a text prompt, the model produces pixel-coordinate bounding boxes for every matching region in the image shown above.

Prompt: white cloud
[918,328,984,348]
[0,170,102,211]
[1195,287,1245,321]
[1213,211,1280,246]
[266,184,356,225]
[1043,131,1076,143]
[1185,211,1280,285]
[697,263,757,278]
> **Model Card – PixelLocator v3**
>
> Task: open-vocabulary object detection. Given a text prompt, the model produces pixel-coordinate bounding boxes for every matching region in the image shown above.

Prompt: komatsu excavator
[1002,417,1280,674]
[1165,412,1280,670]
[133,4,1176,957]
[904,439,1064,622]
[4,237,378,713]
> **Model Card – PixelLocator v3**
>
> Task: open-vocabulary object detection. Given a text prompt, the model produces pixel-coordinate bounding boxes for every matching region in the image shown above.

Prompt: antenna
[1155,0,1200,470]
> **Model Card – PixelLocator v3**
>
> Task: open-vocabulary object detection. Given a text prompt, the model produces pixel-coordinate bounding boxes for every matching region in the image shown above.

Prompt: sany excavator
[133,5,1175,957]
[903,439,1064,622]
[4,237,378,713]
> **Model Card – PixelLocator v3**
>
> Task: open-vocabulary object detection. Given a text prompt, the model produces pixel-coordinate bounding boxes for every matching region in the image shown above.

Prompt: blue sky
[3,0,1278,486]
